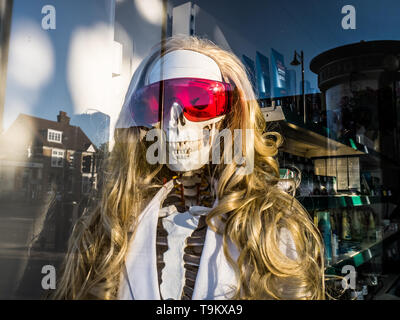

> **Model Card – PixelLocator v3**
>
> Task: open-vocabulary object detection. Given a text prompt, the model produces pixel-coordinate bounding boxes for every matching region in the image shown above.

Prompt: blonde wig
[53,35,325,300]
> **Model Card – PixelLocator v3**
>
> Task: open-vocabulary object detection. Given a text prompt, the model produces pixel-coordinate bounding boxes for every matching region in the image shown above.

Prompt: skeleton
[146,50,225,299]
[119,48,299,301]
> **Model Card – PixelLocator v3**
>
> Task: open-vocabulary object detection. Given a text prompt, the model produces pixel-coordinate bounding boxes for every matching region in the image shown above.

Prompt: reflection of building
[310,40,400,154]
[70,109,110,148]
[304,80,310,94]
[271,48,287,98]
[0,111,97,201]
[256,51,271,99]
[310,40,400,197]
[300,80,316,94]
[242,55,257,95]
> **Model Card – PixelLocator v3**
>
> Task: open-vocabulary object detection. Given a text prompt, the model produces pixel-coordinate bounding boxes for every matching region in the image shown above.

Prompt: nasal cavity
[167,101,185,126]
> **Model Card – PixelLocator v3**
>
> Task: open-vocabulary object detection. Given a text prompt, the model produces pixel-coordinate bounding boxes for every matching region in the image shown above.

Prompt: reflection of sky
[4,0,113,131]
[4,0,400,132]
[3,0,164,149]
[173,0,400,94]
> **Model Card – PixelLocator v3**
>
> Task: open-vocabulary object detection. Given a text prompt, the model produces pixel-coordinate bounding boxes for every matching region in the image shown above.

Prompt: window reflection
[0,0,399,300]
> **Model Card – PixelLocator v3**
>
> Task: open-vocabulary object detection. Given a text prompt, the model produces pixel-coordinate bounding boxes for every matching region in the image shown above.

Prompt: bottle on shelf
[327,176,337,195]
[330,212,339,262]
[351,282,365,300]
[318,211,332,265]
[362,281,369,299]
[305,158,313,196]
[313,210,319,227]
[313,175,321,195]
[367,209,376,242]
[295,156,304,197]
[320,176,328,195]
[361,174,371,195]
[360,207,370,241]
[351,208,362,241]
[299,168,308,196]
[341,209,352,241]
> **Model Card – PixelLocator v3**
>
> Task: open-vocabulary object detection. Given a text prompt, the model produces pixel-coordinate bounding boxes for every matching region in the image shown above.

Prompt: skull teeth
[175,149,191,154]
[169,140,201,150]
[172,148,192,158]
[168,140,203,159]
[176,154,190,159]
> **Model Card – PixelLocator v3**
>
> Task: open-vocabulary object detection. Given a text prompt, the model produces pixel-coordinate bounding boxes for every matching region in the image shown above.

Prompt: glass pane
[0,0,398,301]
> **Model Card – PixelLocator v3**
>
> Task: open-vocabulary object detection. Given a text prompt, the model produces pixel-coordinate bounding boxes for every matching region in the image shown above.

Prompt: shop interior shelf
[278,120,364,158]
[298,195,394,211]
[263,107,400,166]
[326,230,400,274]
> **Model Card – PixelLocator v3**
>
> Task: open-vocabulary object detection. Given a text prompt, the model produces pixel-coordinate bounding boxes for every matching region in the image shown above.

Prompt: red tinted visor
[128,78,232,127]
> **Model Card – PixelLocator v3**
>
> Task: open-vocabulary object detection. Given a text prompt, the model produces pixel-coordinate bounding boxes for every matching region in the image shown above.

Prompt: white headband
[147,49,223,84]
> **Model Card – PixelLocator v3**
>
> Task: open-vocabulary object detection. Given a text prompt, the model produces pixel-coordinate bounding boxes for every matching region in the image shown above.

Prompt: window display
[0,0,399,302]
[52,36,324,300]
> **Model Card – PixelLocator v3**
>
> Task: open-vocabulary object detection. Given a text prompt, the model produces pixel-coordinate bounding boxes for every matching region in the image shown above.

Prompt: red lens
[129,78,231,126]
[164,78,231,122]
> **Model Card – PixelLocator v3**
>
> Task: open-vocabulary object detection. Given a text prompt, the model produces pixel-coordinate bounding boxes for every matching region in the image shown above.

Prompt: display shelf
[298,195,394,211]
[263,107,400,167]
[261,104,400,281]
[278,120,364,158]
[274,108,364,158]
[346,137,400,168]
[325,230,400,274]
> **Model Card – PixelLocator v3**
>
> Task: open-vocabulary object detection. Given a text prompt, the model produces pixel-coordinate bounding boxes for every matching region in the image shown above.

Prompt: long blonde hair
[53,35,325,300]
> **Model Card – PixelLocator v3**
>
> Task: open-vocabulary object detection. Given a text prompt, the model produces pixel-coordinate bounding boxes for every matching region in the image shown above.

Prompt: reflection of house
[0,111,97,201]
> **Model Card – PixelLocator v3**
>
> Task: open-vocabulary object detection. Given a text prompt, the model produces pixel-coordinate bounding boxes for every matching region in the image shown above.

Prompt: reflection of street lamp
[290,50,306,123]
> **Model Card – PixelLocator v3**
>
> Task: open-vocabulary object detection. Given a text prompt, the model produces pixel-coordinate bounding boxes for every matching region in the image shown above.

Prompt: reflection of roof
[310,40,400,73]
[0,113,96,152]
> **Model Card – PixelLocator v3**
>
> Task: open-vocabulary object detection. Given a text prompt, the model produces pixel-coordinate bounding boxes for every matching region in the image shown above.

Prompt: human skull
[147,49,226,172]
[165,102,224,172]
